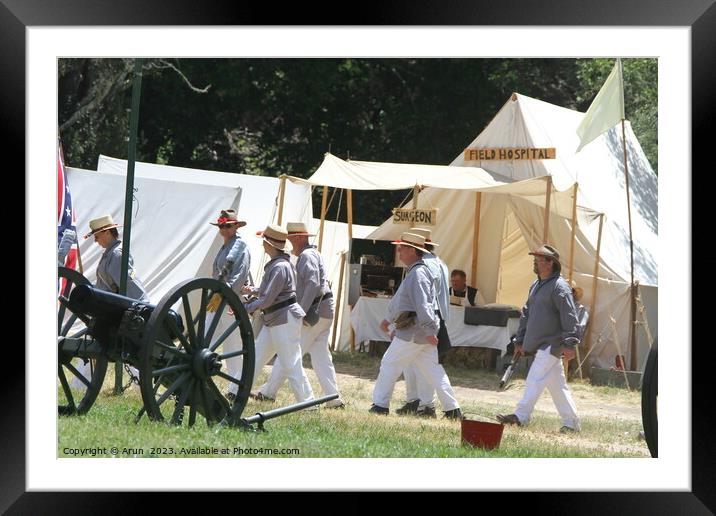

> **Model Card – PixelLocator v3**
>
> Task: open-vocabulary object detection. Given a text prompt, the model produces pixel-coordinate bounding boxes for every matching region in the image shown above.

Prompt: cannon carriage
[57,266,334,428]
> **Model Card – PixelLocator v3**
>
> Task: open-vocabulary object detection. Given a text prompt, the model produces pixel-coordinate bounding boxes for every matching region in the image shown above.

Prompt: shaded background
[58,58,657,226]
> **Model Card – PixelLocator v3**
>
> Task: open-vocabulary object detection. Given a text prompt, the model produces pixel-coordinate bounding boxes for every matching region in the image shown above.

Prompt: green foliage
[58,58,657,225]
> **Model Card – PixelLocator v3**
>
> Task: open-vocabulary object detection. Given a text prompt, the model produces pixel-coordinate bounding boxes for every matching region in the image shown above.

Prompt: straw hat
[391,232,430,253]
[408,227,439,247]
[84,214,120,239]
[209,209,247,228]
[256,224,288,250]
[286,221,316,237]
[528,244,561,264]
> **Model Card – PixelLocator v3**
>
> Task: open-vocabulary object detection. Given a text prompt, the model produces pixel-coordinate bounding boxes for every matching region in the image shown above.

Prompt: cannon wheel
[641,340,658,458]
[57,266,109,415]
[139,278,255,427]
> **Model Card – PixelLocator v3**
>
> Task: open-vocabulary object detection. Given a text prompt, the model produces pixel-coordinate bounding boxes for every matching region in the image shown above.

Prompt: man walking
[243,224,314,403]
[254,221,344,408]
[394,227,450,418]
[370,232,461,419]
[496,245,581,433]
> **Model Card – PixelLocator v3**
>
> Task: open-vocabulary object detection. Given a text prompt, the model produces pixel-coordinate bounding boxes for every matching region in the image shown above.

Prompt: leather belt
[262,296,297,315]
[311,291,333,306]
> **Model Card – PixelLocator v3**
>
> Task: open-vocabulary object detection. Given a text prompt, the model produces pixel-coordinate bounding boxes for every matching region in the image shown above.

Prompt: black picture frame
[6,0,713,512]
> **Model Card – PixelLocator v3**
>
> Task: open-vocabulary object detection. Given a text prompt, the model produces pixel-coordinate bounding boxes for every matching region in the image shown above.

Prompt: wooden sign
[392,208,438,226]
[463,147,556,161]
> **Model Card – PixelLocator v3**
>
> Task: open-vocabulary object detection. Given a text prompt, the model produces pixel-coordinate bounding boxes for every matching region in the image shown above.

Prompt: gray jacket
[95,239,149,302]
[515,272,579,357]
[423,252,450,323]
[295,245,334,319]
[245,253,304,327]
[386,260,439,344]
[212,235,251,295]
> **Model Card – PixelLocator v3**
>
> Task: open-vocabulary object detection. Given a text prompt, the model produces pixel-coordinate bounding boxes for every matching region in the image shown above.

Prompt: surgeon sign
[392,208,438,226]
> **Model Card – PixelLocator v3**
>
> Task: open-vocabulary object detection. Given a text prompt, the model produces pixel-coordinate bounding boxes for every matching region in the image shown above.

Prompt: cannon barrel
[69,284,154,326]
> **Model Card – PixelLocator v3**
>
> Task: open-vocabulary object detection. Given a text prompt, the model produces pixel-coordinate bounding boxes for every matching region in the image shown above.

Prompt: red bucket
[461,417,504,450]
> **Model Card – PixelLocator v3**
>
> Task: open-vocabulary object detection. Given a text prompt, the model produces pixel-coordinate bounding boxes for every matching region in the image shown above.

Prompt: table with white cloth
[350,296,520,355]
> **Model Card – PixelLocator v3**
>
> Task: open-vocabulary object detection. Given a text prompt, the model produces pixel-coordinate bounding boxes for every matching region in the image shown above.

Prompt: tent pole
[318,185,328,252]
[347,189,353,241]
[412,185,420,209]
[621,119,637,370]
[470,192,482,288]
[277,175,287,225]
[568,183,578,283]
[584,213,604,363]
[331,251,347,352]
[543,176,552,244]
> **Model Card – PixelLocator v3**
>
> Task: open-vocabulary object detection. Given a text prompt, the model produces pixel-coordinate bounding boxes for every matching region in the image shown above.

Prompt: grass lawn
[58,351,650,458]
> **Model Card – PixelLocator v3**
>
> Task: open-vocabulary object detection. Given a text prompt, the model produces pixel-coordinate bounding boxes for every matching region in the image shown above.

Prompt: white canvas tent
[67,156,376,349]
[291,93,658,371]
[67,156,312,305]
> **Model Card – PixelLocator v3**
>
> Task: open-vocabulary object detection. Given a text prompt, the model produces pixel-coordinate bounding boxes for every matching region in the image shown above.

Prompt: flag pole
[621,117,637,371]
[114,58,144,394]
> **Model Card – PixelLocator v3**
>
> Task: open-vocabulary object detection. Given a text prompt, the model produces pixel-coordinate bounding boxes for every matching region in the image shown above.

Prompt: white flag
[576,59,625,152]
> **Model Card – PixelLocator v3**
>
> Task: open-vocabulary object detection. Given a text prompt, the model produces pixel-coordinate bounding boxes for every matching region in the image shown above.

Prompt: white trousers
[205,310,244,396]
[372,336,459,411]
[403,365,437,409]
[252,312,314,402]
[514,348,581,429]
[259,316,342,401]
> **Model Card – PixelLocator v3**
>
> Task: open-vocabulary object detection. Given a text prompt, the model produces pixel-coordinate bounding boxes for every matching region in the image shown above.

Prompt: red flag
[57,140,78,271]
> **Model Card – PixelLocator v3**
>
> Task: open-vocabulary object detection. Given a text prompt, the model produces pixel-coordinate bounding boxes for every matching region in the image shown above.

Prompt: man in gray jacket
[395,227,451,418]
[243,224,314,403]
[496,245,581,433]
[84,214,149,302]
[254,222,344,408]
[370,232,461,419]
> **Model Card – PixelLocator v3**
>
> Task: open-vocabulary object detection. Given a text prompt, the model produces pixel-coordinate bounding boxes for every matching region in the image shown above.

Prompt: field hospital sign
[392,208,438,226]
[463,147,556,161]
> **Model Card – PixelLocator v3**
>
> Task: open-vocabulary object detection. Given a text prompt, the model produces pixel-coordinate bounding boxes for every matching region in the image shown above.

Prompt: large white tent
[293,93,658,371]
[67,156,376,349]
[67,156,312,304]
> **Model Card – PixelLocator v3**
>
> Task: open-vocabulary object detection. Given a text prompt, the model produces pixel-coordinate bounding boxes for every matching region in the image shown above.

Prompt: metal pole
[115,58,143,394]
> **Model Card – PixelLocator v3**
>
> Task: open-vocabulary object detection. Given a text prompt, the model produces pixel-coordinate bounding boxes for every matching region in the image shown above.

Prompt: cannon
[57,266,336,428]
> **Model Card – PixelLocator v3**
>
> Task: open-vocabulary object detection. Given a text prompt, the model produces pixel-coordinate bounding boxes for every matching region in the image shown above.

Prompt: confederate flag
[57,140,78,270]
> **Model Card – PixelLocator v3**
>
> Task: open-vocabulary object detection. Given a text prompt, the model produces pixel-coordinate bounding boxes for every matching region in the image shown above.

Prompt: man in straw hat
[394,227,451,418]
[205,209,251,400]
[369,231,461,419]
[84,214,149,302]
[242,224,314,403]
[496,245,582,433]
[253,221,345,408]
